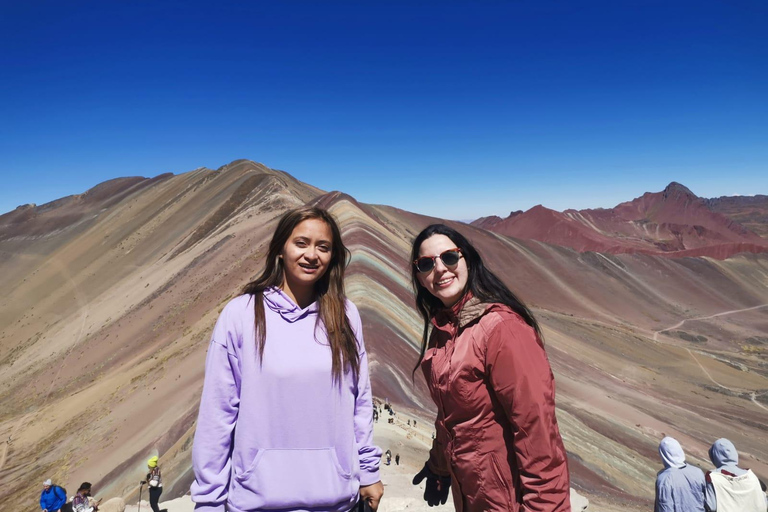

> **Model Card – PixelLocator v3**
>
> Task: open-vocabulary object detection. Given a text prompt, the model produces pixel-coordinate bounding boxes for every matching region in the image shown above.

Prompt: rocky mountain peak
[662,182,697,200]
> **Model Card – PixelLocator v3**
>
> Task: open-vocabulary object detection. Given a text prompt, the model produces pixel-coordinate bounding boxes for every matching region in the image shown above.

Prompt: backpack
[53,486,71,512]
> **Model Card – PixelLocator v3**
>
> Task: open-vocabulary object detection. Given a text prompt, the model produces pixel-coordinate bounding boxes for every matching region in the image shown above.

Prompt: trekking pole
[138,481,145,512]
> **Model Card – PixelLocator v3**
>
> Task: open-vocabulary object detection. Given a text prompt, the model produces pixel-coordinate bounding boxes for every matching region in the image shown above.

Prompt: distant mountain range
[704,193,768,238]
[471,182,768,259]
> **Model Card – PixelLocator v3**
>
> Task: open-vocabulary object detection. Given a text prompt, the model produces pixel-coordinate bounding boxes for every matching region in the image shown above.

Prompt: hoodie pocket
[231,448,356,510]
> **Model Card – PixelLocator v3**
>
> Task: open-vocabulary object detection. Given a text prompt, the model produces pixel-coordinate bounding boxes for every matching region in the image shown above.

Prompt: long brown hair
[241,206,359,382]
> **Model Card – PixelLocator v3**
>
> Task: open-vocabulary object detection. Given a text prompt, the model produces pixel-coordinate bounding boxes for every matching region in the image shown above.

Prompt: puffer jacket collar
[433,293,492,331]
[263,286,318,323]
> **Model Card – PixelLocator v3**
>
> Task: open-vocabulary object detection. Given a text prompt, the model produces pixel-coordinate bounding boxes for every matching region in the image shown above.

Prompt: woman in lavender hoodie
[191,206,383,512]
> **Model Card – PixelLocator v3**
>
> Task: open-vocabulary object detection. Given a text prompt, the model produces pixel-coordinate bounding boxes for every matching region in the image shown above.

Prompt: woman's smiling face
[280,218,333,296]
[416,234,468,307]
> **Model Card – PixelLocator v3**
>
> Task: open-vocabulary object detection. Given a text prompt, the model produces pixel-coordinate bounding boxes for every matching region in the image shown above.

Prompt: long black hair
[410,224,542,374]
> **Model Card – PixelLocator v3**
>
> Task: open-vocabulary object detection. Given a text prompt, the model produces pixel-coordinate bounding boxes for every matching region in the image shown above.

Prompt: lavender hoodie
[191,288,381,512]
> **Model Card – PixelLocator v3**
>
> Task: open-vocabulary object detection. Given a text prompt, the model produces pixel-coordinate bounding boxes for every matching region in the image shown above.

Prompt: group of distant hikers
[383,449,400,466]
[39,457,163,512]
[655,436,767,511]
[40,481,102,512]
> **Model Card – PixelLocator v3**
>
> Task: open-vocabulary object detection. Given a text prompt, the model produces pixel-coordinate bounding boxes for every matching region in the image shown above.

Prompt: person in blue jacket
[40,479,67,512]
[655,437,706,512]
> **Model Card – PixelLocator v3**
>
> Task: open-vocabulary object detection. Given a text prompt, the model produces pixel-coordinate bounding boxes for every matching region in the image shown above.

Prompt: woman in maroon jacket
[410,224,570,511]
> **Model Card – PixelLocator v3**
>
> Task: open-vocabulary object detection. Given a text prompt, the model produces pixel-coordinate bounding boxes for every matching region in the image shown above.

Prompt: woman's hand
[412,464,451,506]
[359,481,384,511]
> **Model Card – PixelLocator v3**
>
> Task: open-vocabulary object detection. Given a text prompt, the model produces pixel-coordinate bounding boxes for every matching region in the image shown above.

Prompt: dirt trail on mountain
[683,348,768,412]
[653,303,768,339]
[0,412,35,473]
[0,260,91,475]
[652,303,768,411]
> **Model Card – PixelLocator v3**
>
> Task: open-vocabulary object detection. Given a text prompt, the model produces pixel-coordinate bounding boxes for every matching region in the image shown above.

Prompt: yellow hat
[147,456,158,468]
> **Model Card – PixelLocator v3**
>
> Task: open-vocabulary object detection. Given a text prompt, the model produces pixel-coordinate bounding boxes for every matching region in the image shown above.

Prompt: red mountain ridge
[471,182,768,259]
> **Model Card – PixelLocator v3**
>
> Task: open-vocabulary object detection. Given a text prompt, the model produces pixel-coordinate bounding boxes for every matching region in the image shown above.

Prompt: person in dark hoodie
[654,437,705,512]
[705,438,767,512]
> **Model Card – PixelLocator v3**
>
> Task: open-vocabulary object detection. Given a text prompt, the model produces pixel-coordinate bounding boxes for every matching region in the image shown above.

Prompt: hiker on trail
[191,207,383,512]
[395,454,400,466]
[654,436,706,512]
[40,479,67,512]
[145,456,163,512]
[409,224,570,511]
[385,450,392,466]
[72,482,101,512]
[705,438,767,512]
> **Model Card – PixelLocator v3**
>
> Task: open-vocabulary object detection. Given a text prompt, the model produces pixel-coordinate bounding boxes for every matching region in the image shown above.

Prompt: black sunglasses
[413,248,463,273]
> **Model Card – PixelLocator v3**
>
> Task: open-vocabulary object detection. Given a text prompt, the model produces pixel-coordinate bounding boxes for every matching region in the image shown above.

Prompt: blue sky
[1,1,766,220]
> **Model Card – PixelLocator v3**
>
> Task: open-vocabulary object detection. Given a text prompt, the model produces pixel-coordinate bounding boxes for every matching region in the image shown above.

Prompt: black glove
[412,464,451,506]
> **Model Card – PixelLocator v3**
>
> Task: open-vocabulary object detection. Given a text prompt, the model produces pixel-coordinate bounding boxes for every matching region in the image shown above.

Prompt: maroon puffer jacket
[422,297,570,511]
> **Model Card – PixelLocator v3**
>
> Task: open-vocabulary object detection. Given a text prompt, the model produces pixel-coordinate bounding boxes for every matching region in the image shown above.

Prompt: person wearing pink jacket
[410,224,570,511]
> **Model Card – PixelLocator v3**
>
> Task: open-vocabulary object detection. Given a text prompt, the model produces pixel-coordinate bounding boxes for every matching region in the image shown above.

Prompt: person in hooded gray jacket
[705,438,767,512]
[655,436,706,512]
